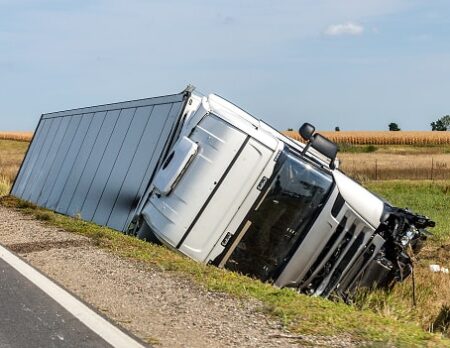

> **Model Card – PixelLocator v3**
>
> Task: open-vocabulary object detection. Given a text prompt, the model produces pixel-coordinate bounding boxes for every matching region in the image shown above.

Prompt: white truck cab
[139,91,433,299]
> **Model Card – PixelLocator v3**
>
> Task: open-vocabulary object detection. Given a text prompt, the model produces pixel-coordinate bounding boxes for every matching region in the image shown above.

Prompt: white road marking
[0,244,145,348]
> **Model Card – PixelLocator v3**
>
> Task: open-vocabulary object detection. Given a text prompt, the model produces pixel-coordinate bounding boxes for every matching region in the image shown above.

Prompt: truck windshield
[225,150,334,281]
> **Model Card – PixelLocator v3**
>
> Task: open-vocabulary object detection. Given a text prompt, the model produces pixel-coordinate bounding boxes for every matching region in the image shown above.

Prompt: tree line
[387,116,450,131]
[333,115,450,131]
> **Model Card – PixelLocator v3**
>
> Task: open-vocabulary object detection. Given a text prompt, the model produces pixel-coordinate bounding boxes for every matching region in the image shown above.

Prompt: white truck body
[13,87,433,299]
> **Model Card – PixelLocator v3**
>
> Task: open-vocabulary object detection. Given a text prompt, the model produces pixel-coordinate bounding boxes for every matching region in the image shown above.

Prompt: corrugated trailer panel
[11,92,188,232]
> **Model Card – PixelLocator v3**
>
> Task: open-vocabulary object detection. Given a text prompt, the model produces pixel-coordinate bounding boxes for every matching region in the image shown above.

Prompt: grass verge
[363,180,450,335]
[1,186,449,347]
[338,144,450,155]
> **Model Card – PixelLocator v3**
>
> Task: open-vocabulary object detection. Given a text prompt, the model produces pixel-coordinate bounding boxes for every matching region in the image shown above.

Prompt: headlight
[400,228,417,246]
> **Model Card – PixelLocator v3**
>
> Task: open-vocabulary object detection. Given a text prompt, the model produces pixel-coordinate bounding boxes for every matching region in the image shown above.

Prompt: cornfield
[0,140,29,196]
[0,132,33,142]
[283,131,450,145]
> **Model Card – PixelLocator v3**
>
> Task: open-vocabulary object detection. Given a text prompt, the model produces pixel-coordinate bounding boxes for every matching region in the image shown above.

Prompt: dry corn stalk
[283,131,450,145]
[0,132,33,142]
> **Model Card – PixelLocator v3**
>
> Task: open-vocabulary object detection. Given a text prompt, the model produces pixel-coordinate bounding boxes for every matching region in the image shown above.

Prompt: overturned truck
[11,86,434,300]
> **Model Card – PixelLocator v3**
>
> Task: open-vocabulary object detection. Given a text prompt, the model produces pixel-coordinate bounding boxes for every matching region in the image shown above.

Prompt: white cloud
[324,22,364,36]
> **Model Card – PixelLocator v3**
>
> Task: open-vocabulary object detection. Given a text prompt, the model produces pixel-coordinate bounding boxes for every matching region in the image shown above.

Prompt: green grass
[339,144,378,153]
[367,180,450,241]
[1,187,450,347]
[358,181,450,338]
[338,144,450,155]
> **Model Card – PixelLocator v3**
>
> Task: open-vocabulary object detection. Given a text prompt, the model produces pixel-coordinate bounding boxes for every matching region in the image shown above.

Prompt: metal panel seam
[105,106,155,228]
[52,114,95,209]
[10,115,44,194]
[36,116,80,204]
[79,110,123,217]
[91,108,138,221]
[12,119,52,197]
[64,112,109,214]
[22,118,64,201]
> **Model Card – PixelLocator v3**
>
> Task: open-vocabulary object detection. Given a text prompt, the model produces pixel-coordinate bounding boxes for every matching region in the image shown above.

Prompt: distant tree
[335,126,340,132]
[388,122,401,131]
[443,115,450,127]
[287,128,294,131]
[431,115,450,131]
[431,120,446,131]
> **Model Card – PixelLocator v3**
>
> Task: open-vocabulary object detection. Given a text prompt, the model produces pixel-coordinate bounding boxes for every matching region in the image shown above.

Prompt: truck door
[142,113,273,261]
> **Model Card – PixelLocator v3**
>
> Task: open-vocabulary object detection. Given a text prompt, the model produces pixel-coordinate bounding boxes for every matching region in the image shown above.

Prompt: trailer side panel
[11,93,187,232]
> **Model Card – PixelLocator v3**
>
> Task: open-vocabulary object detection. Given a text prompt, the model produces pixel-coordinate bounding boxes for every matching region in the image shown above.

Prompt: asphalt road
[0,257,113,348]
[0,251,146,348]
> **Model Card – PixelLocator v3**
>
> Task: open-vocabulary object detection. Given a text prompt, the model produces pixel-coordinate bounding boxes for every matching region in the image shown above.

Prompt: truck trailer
[12,86,434,300]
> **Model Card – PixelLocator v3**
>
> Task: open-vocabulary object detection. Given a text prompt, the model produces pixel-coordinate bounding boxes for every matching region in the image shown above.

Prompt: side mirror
[299,123,315,141]
[310,134,338,169]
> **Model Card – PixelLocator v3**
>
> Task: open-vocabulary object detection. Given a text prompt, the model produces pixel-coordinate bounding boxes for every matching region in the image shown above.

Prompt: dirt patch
[7,239,90,253]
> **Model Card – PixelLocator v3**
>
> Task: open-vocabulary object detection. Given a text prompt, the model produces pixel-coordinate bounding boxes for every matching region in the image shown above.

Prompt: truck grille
[322,230,366,296]
[299,209,374,297]
[302,217,347,287]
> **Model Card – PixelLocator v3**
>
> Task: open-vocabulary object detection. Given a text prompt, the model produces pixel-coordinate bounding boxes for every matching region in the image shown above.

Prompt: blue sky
[1,1,449,131]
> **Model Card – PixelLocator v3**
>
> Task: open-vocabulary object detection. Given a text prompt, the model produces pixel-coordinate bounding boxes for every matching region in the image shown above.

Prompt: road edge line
[0,244,146,348]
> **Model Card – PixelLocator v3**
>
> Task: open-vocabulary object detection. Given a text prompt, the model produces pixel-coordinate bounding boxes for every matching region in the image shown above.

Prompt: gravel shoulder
[0,205,356,348]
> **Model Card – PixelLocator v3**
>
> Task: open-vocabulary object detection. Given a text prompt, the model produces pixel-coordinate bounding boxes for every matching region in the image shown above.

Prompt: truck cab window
[226,150,334,281]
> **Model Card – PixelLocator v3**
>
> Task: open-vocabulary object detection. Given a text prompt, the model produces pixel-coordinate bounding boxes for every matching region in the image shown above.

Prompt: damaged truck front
[139,91,434,299]
[12,86,434,300]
